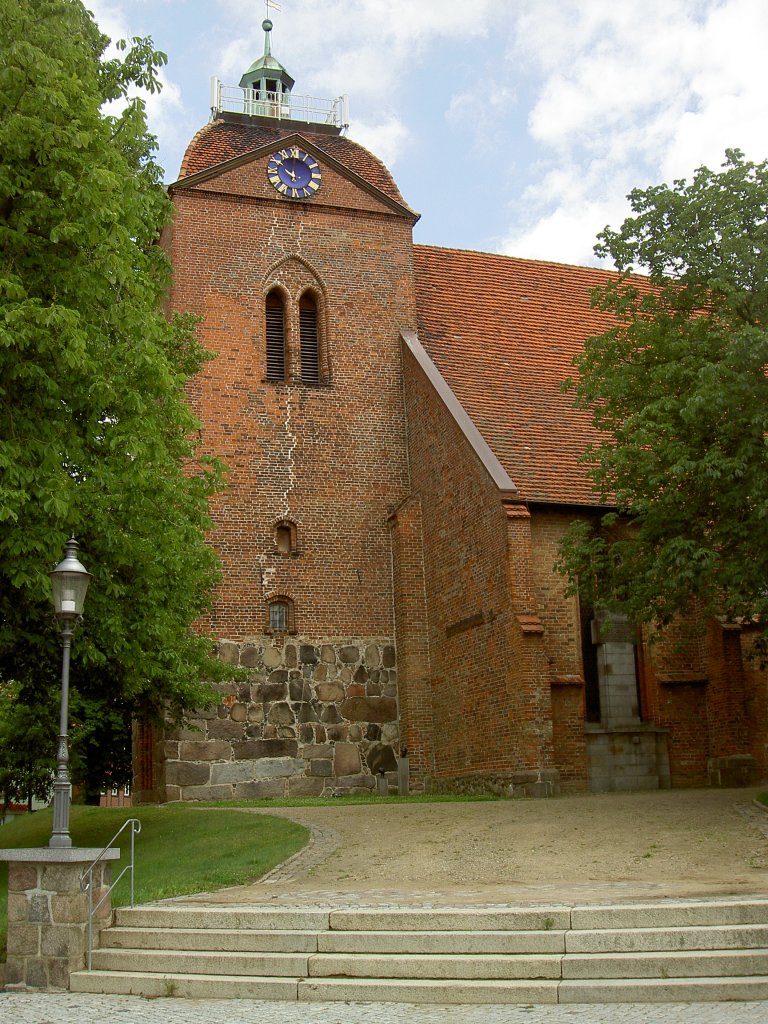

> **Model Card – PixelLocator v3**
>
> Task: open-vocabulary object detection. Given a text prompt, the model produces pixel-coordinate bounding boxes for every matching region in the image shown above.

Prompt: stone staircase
[69,898,768,1004]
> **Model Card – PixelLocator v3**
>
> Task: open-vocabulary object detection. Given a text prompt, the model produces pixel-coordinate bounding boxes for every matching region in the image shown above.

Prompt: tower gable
[173,134,414,220]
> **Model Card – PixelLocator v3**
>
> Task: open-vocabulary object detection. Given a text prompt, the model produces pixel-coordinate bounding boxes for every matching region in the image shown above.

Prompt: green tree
[0,680,58,812]
[558,150,768,645]
[0,0,227,794]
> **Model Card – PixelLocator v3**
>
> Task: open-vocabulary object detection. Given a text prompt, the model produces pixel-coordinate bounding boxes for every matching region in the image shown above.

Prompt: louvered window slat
[265,293,285,380]
[299,295,320,384]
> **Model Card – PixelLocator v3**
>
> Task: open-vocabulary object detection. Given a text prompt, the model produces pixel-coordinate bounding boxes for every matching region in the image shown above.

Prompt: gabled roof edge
[400,329,518,499]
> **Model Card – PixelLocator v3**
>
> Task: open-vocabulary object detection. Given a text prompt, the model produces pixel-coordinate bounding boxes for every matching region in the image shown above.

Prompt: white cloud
[447,84,517,140]
[219,0,502,103]
[500,0,768,266]
[84,0,130,45]
[85,0,191,177]
[349,115,410,170]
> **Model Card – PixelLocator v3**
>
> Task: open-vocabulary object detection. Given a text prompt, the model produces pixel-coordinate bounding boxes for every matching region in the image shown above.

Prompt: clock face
[267,147,322,199]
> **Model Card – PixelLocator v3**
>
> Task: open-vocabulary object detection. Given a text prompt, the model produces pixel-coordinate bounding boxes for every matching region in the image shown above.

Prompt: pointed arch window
[265,289,286,381]
[299,292,320,385]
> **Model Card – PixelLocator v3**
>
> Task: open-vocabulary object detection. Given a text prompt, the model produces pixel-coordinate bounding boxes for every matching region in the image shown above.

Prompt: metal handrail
[210,77,349,129]
[80,817,141,970]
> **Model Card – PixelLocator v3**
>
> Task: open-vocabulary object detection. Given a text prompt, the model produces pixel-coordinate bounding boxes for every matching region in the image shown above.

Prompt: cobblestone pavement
[1,992,767,1023]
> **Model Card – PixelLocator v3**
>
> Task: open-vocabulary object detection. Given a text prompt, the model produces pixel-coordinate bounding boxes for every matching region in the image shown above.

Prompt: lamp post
[48,537,92,848]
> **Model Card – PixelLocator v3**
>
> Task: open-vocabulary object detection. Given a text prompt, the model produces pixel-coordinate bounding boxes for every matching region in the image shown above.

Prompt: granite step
[101,924,568,955]
[561,948,768,979]
[567,922,768,953]
[69,897,768,1004]
[100,926,320,953]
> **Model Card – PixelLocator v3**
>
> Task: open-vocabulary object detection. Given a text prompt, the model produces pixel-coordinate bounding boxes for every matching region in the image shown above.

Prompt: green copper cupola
[239,18,295,115]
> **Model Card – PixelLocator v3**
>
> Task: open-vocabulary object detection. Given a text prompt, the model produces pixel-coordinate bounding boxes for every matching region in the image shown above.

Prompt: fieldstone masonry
[159,637,401,800]
[0,847,119,991]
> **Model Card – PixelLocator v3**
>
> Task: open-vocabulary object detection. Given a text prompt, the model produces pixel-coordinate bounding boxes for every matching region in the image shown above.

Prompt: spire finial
[262,18,273,57]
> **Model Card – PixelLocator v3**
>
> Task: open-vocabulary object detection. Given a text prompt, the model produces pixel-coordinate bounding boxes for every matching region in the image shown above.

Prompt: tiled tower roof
[176,118,411,209]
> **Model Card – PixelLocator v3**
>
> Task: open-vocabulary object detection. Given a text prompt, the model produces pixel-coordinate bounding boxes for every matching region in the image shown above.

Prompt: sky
[85,0,768,268]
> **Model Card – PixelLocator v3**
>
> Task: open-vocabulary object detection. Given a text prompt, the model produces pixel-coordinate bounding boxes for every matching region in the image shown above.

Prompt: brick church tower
[148,20,420,799]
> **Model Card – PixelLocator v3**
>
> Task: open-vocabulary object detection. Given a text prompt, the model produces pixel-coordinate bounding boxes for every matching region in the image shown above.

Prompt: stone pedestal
[0,847,120,991]
[586,723,671,792]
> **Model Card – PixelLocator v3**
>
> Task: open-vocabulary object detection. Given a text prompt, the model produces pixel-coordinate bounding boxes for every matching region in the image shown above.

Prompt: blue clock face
[267,147,322,199]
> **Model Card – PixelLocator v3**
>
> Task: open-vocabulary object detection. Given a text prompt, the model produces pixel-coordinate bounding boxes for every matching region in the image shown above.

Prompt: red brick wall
[400,345,562,783]
[388,495,434,787]
[529,512,588,788]
[165,156,416,641]
[705,622,749,757]
[550,683,588,790]
[529,512,584,679]
[741,629,768,776]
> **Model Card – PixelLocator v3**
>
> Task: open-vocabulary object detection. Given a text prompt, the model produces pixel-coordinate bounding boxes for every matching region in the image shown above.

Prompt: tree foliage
[0,0,227,795]
[558,150,768,643]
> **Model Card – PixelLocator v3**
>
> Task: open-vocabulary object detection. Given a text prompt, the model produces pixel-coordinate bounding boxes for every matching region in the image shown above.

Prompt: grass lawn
[758,792,768,808]
[0,803,308,961]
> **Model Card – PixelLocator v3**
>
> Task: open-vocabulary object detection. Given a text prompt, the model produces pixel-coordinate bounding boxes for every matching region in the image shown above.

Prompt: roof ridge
[413,243,648,281]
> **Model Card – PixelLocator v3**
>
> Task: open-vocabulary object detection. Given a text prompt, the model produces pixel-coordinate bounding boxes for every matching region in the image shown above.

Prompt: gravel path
[175,787,768,906]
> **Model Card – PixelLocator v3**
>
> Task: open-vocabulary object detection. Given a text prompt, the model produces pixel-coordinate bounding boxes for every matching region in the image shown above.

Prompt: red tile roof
[413,244,628,507]
[177,117,410,209]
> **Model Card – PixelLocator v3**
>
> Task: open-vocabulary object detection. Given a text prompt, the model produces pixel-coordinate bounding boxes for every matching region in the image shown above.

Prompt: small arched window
[299,292,320,385]
[274,519,298,555]
[266,596,295,633]
[265,289,286,381]
[269,600,289,631]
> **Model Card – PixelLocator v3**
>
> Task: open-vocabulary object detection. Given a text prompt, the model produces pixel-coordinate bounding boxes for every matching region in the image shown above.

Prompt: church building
[136,21,767,802]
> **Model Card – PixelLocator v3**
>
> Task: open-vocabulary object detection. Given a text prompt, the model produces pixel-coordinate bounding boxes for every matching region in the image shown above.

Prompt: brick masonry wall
[400,345,559,790]
[741,628,768,778]
[166,156,416,642]
[529,512,584,679]
[704,621,749,756]
[388,495,433,789]
[528,512,588,789]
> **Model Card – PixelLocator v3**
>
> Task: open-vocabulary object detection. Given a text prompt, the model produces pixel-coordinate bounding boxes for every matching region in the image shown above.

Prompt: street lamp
[48,537,92,848]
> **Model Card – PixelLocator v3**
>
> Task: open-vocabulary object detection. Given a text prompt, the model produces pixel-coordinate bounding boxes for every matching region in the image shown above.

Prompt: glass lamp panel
[51,570,91,617]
